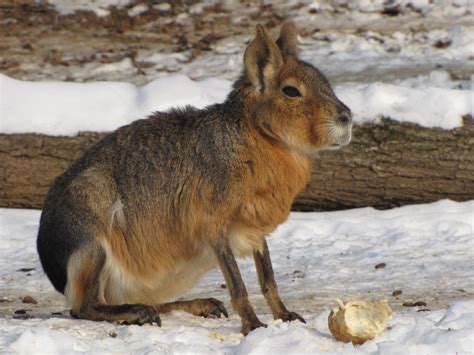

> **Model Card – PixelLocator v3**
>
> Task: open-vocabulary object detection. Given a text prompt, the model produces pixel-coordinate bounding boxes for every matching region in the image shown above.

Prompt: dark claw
[211,299,228,318]
[280,311,306,324]
[206,309,221,319]
[295,313,306,324]
[212,309,222,318]
[219,305,229,318]
[120,310,161,327]
[202,298,228,319]
[241,320,267,336]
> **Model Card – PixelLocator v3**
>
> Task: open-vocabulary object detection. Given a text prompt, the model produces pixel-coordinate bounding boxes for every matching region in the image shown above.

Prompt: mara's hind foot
[66,246,161,326]
[279,311,305,323]
[241,318,267,336]
[158,298,228,319]
[71,303,161,326]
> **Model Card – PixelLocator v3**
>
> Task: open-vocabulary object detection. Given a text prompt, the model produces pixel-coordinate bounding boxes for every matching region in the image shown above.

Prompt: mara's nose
[336,112,352,126]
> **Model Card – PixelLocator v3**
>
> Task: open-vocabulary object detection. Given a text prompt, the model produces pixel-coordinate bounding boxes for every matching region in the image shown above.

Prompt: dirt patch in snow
[1,1,472,85]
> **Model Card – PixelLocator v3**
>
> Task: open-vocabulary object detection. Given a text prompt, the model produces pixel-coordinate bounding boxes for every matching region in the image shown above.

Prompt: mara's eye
[282,86,301,98]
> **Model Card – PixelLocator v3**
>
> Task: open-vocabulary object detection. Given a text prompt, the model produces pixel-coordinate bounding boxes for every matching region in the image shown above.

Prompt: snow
[0,200,473,353]
[127,3,148,17]
[394,70,471,90]
[0,73,231,136]
[0,72,470,135]
[336,83,470,129]
[47,0,133,17]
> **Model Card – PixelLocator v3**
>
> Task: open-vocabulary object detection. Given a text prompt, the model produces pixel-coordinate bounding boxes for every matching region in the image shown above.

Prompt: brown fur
[37,22,352,334]
[67,253,94,312]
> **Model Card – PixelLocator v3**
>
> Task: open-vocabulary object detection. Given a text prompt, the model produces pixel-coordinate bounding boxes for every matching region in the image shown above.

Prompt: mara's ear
[276,22,298,59]
[244,24,283,92]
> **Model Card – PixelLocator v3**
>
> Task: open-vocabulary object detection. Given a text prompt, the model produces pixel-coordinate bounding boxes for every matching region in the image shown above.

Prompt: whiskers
[324,121,352,149]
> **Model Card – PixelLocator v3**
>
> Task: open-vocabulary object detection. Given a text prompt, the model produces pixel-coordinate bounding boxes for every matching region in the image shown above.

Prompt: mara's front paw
[120,305,162,326]
[194,298,229,319]
[279,311,306,324]
[241,319,267,335]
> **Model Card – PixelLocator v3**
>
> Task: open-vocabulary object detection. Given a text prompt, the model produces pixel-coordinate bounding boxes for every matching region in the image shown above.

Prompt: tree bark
[1,119,473,211]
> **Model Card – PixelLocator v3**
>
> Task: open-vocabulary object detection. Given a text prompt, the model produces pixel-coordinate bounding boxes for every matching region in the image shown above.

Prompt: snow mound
[9,328,87,354]
[374,300,474,354]
[0,73,470,136]
[436,300,474,331]
[336,82,470,129]
[0,73,231,136]
[236,303,474,354]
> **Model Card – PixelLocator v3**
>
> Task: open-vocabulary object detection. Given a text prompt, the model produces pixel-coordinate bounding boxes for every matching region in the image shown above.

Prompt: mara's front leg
[210,237,266,335]
[253,240,305,323]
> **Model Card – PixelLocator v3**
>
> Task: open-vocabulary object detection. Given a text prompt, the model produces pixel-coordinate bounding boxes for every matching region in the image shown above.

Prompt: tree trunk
[1,119,473,211]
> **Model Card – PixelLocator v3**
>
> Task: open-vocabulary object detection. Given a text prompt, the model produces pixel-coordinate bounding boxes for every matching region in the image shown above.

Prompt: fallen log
[1,119,473,210]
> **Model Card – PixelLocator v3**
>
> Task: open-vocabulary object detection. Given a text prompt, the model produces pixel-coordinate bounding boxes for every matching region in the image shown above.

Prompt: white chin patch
[331,125,352,149]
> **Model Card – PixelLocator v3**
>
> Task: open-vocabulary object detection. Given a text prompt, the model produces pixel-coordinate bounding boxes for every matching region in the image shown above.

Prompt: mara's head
[234,22,352,155]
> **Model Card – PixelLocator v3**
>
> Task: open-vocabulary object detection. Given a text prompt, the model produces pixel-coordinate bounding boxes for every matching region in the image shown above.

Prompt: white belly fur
[101,243,218,305]
[100,228,263,305]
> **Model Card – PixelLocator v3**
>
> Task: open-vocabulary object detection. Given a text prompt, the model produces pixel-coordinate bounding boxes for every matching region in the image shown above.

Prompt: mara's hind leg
[66,245,161,326]
[157,298,228,319]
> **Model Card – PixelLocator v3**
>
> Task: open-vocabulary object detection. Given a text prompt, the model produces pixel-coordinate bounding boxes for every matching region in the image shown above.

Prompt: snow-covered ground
[0,200,473,353]
[27,0,472,88]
